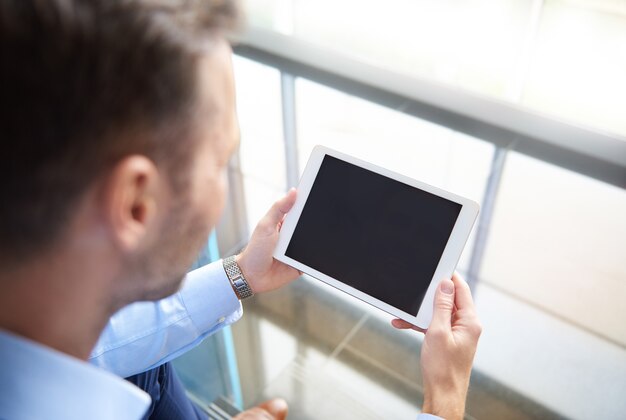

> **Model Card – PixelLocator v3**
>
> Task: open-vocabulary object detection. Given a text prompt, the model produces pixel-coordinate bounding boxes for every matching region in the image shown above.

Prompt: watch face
[224,257,253,298]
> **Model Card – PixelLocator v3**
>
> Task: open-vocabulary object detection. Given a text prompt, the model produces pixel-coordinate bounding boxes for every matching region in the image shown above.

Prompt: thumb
[261,188,297,231]
[257,398,288,419]
[429,278,455,330]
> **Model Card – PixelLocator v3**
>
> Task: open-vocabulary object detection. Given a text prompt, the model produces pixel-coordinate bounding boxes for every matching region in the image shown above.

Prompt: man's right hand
[392,273,482,420]
[233,398,288,420]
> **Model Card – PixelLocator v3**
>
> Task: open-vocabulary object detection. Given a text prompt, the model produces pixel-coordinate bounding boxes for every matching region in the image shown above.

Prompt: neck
[0,250,121,360]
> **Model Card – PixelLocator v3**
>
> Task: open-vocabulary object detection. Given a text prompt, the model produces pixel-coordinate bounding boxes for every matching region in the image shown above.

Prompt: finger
[391,318,412,329]
[272,260,301,282]
[451,273,476,315]
[260,189,297,232]
[257,398,288,420]
[391,318,427,333]
[232,408,273,420]
[277,213,287,231]
[270,189,297,222]
[429,278,455,331]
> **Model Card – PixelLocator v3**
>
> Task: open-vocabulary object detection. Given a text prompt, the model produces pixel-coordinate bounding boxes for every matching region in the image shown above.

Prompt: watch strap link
[223,256,253,300]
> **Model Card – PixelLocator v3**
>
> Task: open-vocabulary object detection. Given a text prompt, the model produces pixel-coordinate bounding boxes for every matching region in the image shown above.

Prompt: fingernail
[267,398,288,415]
[440,279,454,295]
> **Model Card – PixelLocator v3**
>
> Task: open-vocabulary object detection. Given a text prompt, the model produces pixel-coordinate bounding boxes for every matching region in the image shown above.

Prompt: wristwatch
[222,256,254,300]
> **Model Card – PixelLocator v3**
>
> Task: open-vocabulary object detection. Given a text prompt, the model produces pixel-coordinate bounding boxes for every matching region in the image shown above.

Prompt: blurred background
[176,1,626,419]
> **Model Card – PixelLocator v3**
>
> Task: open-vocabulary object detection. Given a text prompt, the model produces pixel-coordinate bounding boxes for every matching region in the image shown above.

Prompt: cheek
[214,168,228,215]
[203,167,228,224]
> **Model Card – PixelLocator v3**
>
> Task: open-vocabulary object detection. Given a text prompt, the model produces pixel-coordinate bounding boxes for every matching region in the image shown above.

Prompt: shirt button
[218,317,226,323]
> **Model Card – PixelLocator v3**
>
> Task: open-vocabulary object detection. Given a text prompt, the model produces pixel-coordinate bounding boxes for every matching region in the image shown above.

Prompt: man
[0,1,481,419]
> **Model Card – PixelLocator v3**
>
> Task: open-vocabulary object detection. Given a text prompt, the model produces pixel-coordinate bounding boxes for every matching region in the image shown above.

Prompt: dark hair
[0,0,239,261]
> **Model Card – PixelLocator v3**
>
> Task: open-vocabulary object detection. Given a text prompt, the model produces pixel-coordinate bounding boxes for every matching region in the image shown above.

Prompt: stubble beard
[118,194,212,305]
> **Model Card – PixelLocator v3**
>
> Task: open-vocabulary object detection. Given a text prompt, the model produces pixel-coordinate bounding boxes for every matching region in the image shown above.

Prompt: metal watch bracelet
[222,256,253,300]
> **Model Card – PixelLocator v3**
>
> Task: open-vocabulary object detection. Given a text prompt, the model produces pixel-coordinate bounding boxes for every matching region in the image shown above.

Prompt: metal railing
[228,27,626,288]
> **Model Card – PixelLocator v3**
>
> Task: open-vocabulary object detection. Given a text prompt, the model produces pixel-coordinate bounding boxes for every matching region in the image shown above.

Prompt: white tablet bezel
[273,145,479,329]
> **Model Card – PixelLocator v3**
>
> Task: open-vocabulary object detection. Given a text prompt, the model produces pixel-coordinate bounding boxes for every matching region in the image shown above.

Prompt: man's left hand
[236,188,300,294]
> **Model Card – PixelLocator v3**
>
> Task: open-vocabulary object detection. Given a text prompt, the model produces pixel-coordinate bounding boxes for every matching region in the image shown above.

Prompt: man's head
[0,0,240,305]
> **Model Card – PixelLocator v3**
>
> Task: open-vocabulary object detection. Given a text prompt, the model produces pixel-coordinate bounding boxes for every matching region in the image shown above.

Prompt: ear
[100,155,164,252]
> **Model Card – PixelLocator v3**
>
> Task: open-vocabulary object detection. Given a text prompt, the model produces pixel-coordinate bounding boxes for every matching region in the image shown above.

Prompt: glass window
[233,56,287,233]
[476,151,626,419]
[522,0,626,136]
[482,151,626,346]
[243,0,626,137]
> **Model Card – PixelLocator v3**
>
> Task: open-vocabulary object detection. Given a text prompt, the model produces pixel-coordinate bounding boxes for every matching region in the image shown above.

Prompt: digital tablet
[273,146,479,329]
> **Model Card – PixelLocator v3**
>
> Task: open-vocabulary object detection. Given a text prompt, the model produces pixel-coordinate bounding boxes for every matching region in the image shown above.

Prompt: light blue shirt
[0,327,441,420]
[90,260,242,377]
[0,330,150,420]
[0,260,241,420]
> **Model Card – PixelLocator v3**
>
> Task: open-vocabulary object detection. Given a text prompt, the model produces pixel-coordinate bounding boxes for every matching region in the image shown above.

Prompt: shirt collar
[0,329,150,420]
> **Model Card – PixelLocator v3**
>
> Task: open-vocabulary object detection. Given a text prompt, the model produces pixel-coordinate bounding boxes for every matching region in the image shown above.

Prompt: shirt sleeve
[89,260,242,378]
[417,414,443,420]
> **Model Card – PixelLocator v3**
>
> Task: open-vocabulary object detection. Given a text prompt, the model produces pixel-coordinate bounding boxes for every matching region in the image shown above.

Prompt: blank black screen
[286,155,462,315]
